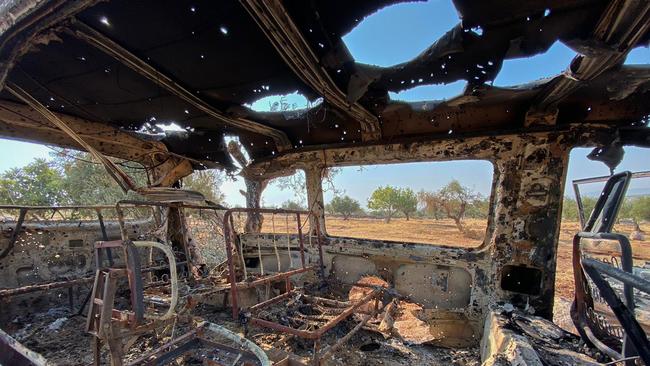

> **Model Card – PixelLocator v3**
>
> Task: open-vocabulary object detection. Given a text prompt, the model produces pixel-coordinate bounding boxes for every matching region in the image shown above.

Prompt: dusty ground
[324,216,487,247]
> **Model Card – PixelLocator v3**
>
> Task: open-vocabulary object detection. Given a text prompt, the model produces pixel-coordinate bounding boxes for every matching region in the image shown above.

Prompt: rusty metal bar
[222,207,324,319]
[0,276,94,297]
[249,288,380,340]
[249,291,294,313]
[249,317,319,339]
[312,289,379,337]
[125,327,201,365]
[297,212,306,268]
[318,310,379,363]
[236,266,314,290]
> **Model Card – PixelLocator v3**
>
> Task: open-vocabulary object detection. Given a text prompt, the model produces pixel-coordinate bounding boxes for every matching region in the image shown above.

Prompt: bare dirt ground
[320,216,650,332]
[324,216,486,247]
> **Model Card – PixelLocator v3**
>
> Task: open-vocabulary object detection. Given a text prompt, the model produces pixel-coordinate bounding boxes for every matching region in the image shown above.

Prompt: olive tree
[327,195,361,220]
[368,186,400,223]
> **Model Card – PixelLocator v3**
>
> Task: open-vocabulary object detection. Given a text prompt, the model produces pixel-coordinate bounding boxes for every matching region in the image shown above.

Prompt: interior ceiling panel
[0,0,647,169]
[76,0,317,105]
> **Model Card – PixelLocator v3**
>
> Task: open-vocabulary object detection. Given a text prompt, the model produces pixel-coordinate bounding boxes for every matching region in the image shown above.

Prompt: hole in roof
[224,135,250,170]
[493,42,575,87]
[389,80,466,102]
[244,92,321,112]
[625,46,649,65]
[342,1,459,67]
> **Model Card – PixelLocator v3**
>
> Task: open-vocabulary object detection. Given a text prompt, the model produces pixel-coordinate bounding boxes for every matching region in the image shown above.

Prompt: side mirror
[584,171,631,233]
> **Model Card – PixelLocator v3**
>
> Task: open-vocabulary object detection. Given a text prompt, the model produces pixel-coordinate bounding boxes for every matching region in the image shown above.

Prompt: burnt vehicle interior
[0,0,649,365]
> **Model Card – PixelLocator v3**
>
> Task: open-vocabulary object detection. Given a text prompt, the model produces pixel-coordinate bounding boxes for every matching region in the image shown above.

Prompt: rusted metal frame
[125,327,201,365]
[237,266,315,290]
[582,231,637,362]
[533,0,650,111]
[66,20,292,151]
[572,233,617,358]
[224,212,241,319]
[0,276,94,297]
[93,240,146,325]
[583,262,650,364]
[249,288,381,340]
[222,207,320,318]
[233,267,315,316]
[584,258,650,295]
[239,0,381,141]
[0,207,26,259]
[296,212,306,268]
[318,304,383,364]
[0,204,139,210]
[249,290,295,313]
[572,231,637,360]
[301,294,350,308]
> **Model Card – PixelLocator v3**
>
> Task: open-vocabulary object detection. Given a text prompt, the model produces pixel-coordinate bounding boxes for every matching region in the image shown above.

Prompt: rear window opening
[321,160,494,247]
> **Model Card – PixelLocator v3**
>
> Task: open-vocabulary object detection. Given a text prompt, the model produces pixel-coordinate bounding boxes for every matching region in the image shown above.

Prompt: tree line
[0,151,225,206]
[562,195,650,226]
[318,180,489,236]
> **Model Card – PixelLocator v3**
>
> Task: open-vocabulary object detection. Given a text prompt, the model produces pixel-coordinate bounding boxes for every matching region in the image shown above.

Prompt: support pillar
[305,166,325,236]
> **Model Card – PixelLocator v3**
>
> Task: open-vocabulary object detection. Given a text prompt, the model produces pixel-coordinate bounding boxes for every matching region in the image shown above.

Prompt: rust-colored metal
[248,288,381,340]
[0,277,94,297]
[223,207,324,319]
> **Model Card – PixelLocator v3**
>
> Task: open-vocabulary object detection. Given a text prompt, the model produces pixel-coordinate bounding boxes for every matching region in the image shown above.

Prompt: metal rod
[583,258,650,295]
[297,212,306,268]
[0,277,94,297]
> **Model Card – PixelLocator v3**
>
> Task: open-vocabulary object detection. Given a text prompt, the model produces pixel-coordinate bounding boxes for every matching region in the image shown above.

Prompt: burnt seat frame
[223,208,385,365]
[223,207,326,319]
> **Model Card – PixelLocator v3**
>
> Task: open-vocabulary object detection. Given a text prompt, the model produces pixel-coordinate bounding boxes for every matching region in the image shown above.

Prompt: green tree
[562,196,598,223]
[327,195,362,220]
[0,159,67,205]
[395,188,417,220]
[54,151,147,204]
[630,196,650,222]
[182,170,226,204]
[465,197,490,219]
[281,200,305,210]
[368,186,400,223]
[418,190,443,219]
[437,180,480,234]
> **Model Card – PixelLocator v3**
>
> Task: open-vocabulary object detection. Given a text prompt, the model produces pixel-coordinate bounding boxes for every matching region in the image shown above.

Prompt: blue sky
[0,1,648,207]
